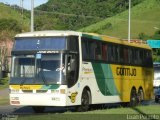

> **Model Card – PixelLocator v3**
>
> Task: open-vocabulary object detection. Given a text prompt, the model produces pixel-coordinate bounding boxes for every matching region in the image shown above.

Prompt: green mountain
[0,3,30,40]
[79,0,160,39]
[35,0,144,31]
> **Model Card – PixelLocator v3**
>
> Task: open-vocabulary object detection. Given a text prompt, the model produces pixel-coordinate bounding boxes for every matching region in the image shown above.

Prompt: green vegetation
[0,3,30,40]
[0,98,9,105]
[0,77,9,105]
[17,105,160,120]
[1,0,160,40]
[0,18,21,32]
[35,0,144,30]
[0,77,9,90]
[79,0,160,39]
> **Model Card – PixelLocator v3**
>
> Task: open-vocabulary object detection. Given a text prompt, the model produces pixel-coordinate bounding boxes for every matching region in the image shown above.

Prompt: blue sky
[0,0,48,10]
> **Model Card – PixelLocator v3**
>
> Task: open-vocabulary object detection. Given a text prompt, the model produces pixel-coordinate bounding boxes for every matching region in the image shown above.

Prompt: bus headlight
[60,89,65,94]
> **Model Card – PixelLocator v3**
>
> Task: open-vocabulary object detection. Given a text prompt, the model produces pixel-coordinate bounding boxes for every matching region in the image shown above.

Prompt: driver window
[67,54,79,88]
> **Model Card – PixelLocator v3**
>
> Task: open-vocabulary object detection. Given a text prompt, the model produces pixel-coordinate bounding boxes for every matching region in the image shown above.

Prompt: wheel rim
[130,89,137,107]
[138,89,144,102]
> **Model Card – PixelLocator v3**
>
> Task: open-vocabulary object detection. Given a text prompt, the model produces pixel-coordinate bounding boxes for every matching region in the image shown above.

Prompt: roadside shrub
[138,32,149,40]
[0,18,22,32]
[152,30,160,40]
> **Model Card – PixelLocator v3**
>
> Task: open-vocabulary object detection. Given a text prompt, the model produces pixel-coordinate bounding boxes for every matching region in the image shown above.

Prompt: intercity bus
[9,31,153,112]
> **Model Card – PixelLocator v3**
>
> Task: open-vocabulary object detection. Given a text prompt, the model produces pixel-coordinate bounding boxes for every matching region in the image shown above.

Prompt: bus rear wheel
[130,88,138,107]
[32,106,45,113]
[138,89,144,104]
[76,89,90,112]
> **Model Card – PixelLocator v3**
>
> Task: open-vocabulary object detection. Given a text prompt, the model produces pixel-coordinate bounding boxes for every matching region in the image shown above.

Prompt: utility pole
[22,0,24,20]
[20,0,24,31]
[31,0,34,32]
[128,0,131,43]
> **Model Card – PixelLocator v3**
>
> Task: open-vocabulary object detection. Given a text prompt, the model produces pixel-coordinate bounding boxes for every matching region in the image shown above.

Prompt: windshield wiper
[36,61,48,85]
[40,70,48,85]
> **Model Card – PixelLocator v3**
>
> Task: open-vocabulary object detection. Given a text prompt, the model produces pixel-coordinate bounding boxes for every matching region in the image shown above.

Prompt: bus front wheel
[76,89,90,112]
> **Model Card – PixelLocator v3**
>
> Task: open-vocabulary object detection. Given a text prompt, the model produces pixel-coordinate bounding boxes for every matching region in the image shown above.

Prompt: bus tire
[155,97,159,103]
[130,88,138,107]
[138,88,144,104]
[32,106,45,113]
[76,89,90,112]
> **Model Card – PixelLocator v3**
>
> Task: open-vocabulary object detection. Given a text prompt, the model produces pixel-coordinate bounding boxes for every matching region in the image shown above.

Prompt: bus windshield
[10,53,66,85]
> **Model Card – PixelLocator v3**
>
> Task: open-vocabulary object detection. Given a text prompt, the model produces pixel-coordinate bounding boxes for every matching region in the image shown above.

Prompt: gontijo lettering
[116,67,136,76]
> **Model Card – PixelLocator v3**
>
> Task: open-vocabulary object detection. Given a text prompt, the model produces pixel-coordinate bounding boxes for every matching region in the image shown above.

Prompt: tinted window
[82,40,88,60]
[88,41,96,60]
[81,36,152,67]
[14,37,67,51]
[68,36,79,51]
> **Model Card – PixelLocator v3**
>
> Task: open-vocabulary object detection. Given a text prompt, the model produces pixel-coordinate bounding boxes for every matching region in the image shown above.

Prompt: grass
[0,98,9,105]
[17,105,160,120]
[0,77,9,90]
[79,0,160,39]
[0,77,9,105]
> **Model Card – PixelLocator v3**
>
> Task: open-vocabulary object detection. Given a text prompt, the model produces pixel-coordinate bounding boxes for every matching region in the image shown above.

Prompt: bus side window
[144,50,153,67]
[128,48,132,64]
[119,46,124,63]
[117,46,120,63]
[95,42,102,60]
[108,45,113,62]
[139,50,143,65]
[132,49,137,65]
[113,45,117,62]
[88,41,96,60]
[124,47,129,64]
[102,44,108,61]
[82,40,88,60]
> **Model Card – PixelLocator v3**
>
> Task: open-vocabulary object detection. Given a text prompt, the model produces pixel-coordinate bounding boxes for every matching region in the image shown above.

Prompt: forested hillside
[79,0,160,39]
[0,3,30,40]
[35,0,144,30]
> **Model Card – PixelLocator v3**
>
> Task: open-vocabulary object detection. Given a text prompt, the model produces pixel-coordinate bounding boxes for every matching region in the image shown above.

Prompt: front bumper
[10,93,67,106]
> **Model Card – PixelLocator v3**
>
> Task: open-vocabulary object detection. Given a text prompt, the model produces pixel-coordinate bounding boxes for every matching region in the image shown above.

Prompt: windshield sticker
[37,51,59,54]
[36,54,42,59]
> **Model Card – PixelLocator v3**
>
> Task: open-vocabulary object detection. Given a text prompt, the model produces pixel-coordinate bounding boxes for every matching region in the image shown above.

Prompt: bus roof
[15,30,151,50]
[82,33,151,50]
[15,30,81,37]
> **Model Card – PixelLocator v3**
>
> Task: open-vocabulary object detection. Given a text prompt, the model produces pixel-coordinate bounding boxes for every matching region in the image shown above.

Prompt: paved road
[0,105,69,114]
[0,100,159,114]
